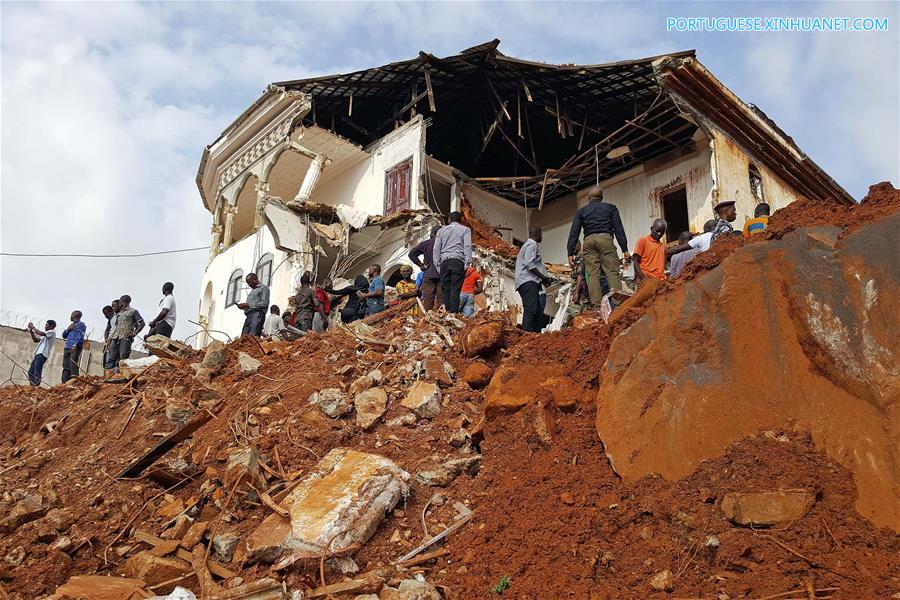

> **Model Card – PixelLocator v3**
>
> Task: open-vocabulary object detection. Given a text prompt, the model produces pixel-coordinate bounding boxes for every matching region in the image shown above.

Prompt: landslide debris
[0,183,897,600]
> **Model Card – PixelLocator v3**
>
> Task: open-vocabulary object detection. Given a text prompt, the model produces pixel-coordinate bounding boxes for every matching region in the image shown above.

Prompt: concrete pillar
[222,204,238,248]
[293,155,325,204]
[209,224,224,261]
[254,181,270,228]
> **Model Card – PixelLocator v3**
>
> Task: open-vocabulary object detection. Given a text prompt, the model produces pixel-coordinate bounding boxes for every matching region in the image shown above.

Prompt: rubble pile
[0,184,898,599]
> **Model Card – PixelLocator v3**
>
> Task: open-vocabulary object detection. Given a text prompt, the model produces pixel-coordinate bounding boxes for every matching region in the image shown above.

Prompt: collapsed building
[195,40,852,342]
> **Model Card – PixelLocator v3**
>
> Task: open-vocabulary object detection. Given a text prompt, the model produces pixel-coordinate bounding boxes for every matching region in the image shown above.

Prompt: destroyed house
[195,40,852,344]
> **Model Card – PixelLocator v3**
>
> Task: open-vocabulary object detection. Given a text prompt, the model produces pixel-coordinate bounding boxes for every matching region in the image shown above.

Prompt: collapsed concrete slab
[239,448,410,563]
[596,218,900,531]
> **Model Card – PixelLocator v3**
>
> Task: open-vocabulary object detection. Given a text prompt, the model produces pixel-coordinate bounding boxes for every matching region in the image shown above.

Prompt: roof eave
[655,56,854,205]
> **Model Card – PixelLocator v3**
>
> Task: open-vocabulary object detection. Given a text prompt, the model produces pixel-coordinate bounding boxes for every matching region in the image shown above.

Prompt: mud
[0,184,898,599]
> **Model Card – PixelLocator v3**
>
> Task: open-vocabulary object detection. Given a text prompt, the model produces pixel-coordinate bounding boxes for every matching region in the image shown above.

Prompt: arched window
[226,269,244,307]
[749,164,764,202]
[255,253,274,287]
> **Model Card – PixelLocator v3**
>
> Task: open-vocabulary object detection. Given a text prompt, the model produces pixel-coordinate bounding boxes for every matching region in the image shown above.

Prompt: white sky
[1,1,897,344]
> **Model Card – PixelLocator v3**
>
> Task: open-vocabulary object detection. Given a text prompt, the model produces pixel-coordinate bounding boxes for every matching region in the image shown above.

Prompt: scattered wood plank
[399,547,449,568]
[306,574,381,599]
[260,491,289,518]
[396,509,474,564]
[133,530,236,579]
[116,411,214,479]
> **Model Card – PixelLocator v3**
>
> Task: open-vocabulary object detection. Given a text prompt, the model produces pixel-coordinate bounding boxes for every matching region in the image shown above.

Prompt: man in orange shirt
[632,219,668,284]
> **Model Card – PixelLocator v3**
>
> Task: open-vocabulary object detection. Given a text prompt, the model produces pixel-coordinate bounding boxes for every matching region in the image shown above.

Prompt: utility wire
[1,246,209,258]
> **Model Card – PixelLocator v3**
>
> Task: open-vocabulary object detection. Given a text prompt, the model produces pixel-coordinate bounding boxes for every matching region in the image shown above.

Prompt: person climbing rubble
[459,260,484,317]
[325,275,370,323]
[433,211,472,314]
[357,263,386,316]
[394,265,419,301]
[632,219,668,285]
[60,310,86,383]
[667,231,698,278]
[293,272,317,331]
[711,199,738,241]
[313,278,332,332]
[567,184,629,308]
[665,219,716,277]
[408,225,443,310]
[236,273,269,337]
[263,305,285,341]
[515,226,552,332]
[26,319,56,386]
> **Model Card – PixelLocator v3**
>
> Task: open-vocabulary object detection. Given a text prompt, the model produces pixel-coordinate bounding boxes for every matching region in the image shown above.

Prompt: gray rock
[386,414,417,427]
[350,369,383,396]
[211,531,241,563]
[416,455,482,487]
[237,352,262,375]
[309,388,352,418]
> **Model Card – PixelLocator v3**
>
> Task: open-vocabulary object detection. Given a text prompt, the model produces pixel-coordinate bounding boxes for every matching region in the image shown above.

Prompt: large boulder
[596,218,900,531]
[484,366,586,418]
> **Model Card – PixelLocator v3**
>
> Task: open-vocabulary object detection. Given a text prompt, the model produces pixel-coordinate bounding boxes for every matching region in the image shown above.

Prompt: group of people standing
[240,211,487,341]
[25,282,177,386]
[564,184,771,313]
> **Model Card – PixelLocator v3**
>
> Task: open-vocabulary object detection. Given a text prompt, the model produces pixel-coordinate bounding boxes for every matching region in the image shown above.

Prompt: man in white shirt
[148,282,177,338]
[27,319,57,386]
[665,219,716,275]
[263,305,285,341]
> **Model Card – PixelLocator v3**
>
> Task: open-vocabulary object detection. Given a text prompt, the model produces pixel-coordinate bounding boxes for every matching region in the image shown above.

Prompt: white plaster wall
[314,118,426,214]
[198,227,298,344]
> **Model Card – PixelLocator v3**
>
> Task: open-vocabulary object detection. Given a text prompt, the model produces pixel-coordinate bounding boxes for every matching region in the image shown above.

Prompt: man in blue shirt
[61,310,86,382]
[357,264,385,316]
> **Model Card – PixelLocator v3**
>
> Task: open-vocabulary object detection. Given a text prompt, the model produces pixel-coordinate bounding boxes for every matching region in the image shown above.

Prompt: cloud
[2,1,896,348]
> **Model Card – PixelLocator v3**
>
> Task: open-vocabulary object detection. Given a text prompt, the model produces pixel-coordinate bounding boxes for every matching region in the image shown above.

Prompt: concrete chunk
[401,382,441,419]
[355,387,388,430]
[241,448,410,563]
[721,490,816,526]
[309,388,352,418]
[124,551,191,587]
[237,352,262,375]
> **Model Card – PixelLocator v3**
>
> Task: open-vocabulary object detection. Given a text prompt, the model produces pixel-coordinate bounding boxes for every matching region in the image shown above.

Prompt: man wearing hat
[711,200,737,242]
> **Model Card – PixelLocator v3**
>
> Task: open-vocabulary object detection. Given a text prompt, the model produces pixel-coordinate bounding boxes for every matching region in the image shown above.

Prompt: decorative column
[254,181,270,228]
[293,155,325,204]
[222,204,238,248]
[209,224,224,261]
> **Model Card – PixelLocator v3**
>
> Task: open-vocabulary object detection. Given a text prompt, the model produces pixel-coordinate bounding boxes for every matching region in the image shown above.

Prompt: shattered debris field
[1,183,899,599]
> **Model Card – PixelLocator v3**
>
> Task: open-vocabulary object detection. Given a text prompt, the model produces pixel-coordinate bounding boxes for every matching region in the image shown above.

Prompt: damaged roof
[275,40,702,206]
[272,40,851,206]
